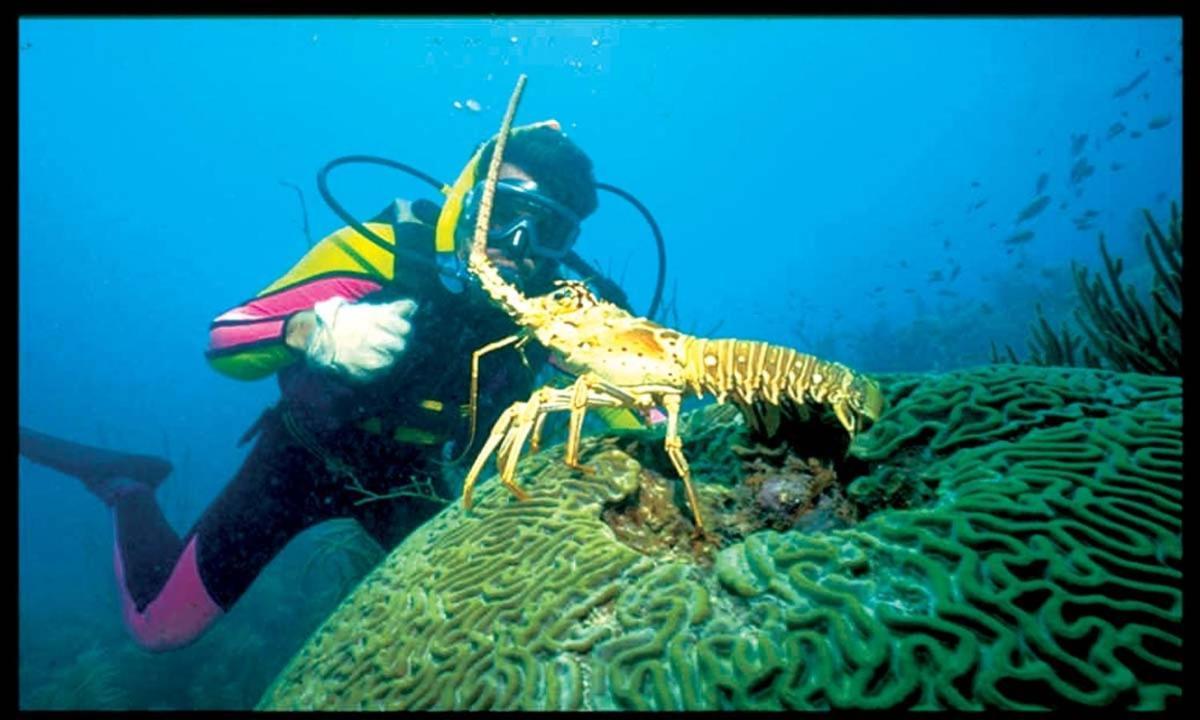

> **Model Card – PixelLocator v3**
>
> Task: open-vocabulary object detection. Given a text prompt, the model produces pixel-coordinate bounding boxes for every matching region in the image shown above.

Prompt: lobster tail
[685,338,882,438]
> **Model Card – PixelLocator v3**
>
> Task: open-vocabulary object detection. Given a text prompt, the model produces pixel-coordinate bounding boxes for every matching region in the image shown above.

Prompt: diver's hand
[304,296,418,382]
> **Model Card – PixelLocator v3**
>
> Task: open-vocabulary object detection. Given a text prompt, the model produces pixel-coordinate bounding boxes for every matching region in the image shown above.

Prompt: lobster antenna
[453,74,530,468]
[471,74,528,264]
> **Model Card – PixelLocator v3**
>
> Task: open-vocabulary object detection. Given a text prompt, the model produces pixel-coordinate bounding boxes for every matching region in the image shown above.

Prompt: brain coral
[259,364,1181,710]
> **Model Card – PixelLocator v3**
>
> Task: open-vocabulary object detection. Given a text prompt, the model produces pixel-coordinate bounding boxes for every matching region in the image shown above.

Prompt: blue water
[18,17,1182,709]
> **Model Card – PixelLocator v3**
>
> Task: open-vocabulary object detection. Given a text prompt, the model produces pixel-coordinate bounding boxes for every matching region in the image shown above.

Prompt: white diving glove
[305,296,418,382]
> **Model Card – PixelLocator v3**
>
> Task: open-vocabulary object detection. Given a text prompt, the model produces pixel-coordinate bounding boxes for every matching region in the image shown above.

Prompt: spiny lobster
[458,75,884,532]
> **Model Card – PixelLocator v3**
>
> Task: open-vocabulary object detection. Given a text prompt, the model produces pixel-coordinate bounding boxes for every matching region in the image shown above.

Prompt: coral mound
[260,364,1181,711]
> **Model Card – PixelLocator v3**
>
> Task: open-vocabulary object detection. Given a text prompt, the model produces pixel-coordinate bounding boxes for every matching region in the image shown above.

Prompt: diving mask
[456,178,582,261]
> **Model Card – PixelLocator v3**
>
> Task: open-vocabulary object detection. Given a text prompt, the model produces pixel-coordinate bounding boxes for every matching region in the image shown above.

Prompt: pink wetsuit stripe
[113,524,223,652]
[208,318,287,353]
[214,276,384,323]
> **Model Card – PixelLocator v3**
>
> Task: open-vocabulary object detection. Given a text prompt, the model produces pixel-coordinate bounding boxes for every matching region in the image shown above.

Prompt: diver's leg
[113,416,346,651]
[20,425,173,503]
[17,426,193,638]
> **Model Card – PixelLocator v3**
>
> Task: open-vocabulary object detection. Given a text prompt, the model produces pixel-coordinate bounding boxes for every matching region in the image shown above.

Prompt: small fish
[1075,224,1095,233]
[948,264,961,282]
[903,288,916,294]
[1059,201,1069,210]
[1070,133,1089,156]
[988,221,998,229]
[1039,268,1057,279]
[1015,260,1026,270]
[1121,110,1129,118]
[1135,48,1142,58]
[1070,157,1095,185]
[1148,115,1172,130]
[1111,162,1124,171]
[1016,195,1051,223]
[1006,247,1015,255]
[1083,209,1100,218]
[970,180,981,188]
[1130,130,1143,139]
[1113,69,1150,98]
[931,218,944,227]
[1156,191,1168,203]
[1165,54,1173,62]
[1106,121,1126,139]
[872,285,885,294]
[974,198,989,210]
[937,289,958,297]
[943,237,951,250]
[1035,172,1049,194]
[928,270,944,282]
[1141,92,1151,101]
[980,303,994,315]
[899,260,909,269]
[1035,148,1044,156]
[1005,230,1035,246]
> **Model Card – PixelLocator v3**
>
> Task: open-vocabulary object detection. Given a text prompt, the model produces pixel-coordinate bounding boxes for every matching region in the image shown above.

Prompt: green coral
[1070,203,1182,374]
[991,303,1103,369]
[260,364,1181,710]
[997,202,1182,375]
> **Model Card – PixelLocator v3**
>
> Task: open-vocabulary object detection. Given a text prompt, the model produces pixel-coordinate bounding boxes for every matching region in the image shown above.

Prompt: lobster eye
[553,287,574,302]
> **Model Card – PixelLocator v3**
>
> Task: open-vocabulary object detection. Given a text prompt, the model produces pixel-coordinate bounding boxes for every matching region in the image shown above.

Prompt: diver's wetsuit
[33,199,552,651]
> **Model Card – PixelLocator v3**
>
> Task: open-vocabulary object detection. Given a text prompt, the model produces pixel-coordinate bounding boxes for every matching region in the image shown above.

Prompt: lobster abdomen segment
[684,338,882,433]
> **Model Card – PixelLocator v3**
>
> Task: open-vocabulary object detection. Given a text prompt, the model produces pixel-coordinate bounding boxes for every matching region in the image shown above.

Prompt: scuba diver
[19,119,662,652]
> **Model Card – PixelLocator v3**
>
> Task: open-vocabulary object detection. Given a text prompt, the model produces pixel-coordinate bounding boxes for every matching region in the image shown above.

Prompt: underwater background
[18,17,1181,710]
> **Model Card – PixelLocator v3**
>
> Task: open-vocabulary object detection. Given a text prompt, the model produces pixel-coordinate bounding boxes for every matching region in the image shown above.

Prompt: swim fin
[19,426,173,504]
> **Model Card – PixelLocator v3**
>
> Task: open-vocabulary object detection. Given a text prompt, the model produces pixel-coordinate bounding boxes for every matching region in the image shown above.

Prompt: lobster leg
[464,384,595,508]
[452,333,523,466]
[462,401,522,509]
[530,376,600,454]
[529,409,550,454]
[563,376,639,468]
[496,386,588,502]
[464,377,647,510]
[496,388,566,498]
[661,393,706,533]
[564,375,601,469]
[833,400,861,439]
